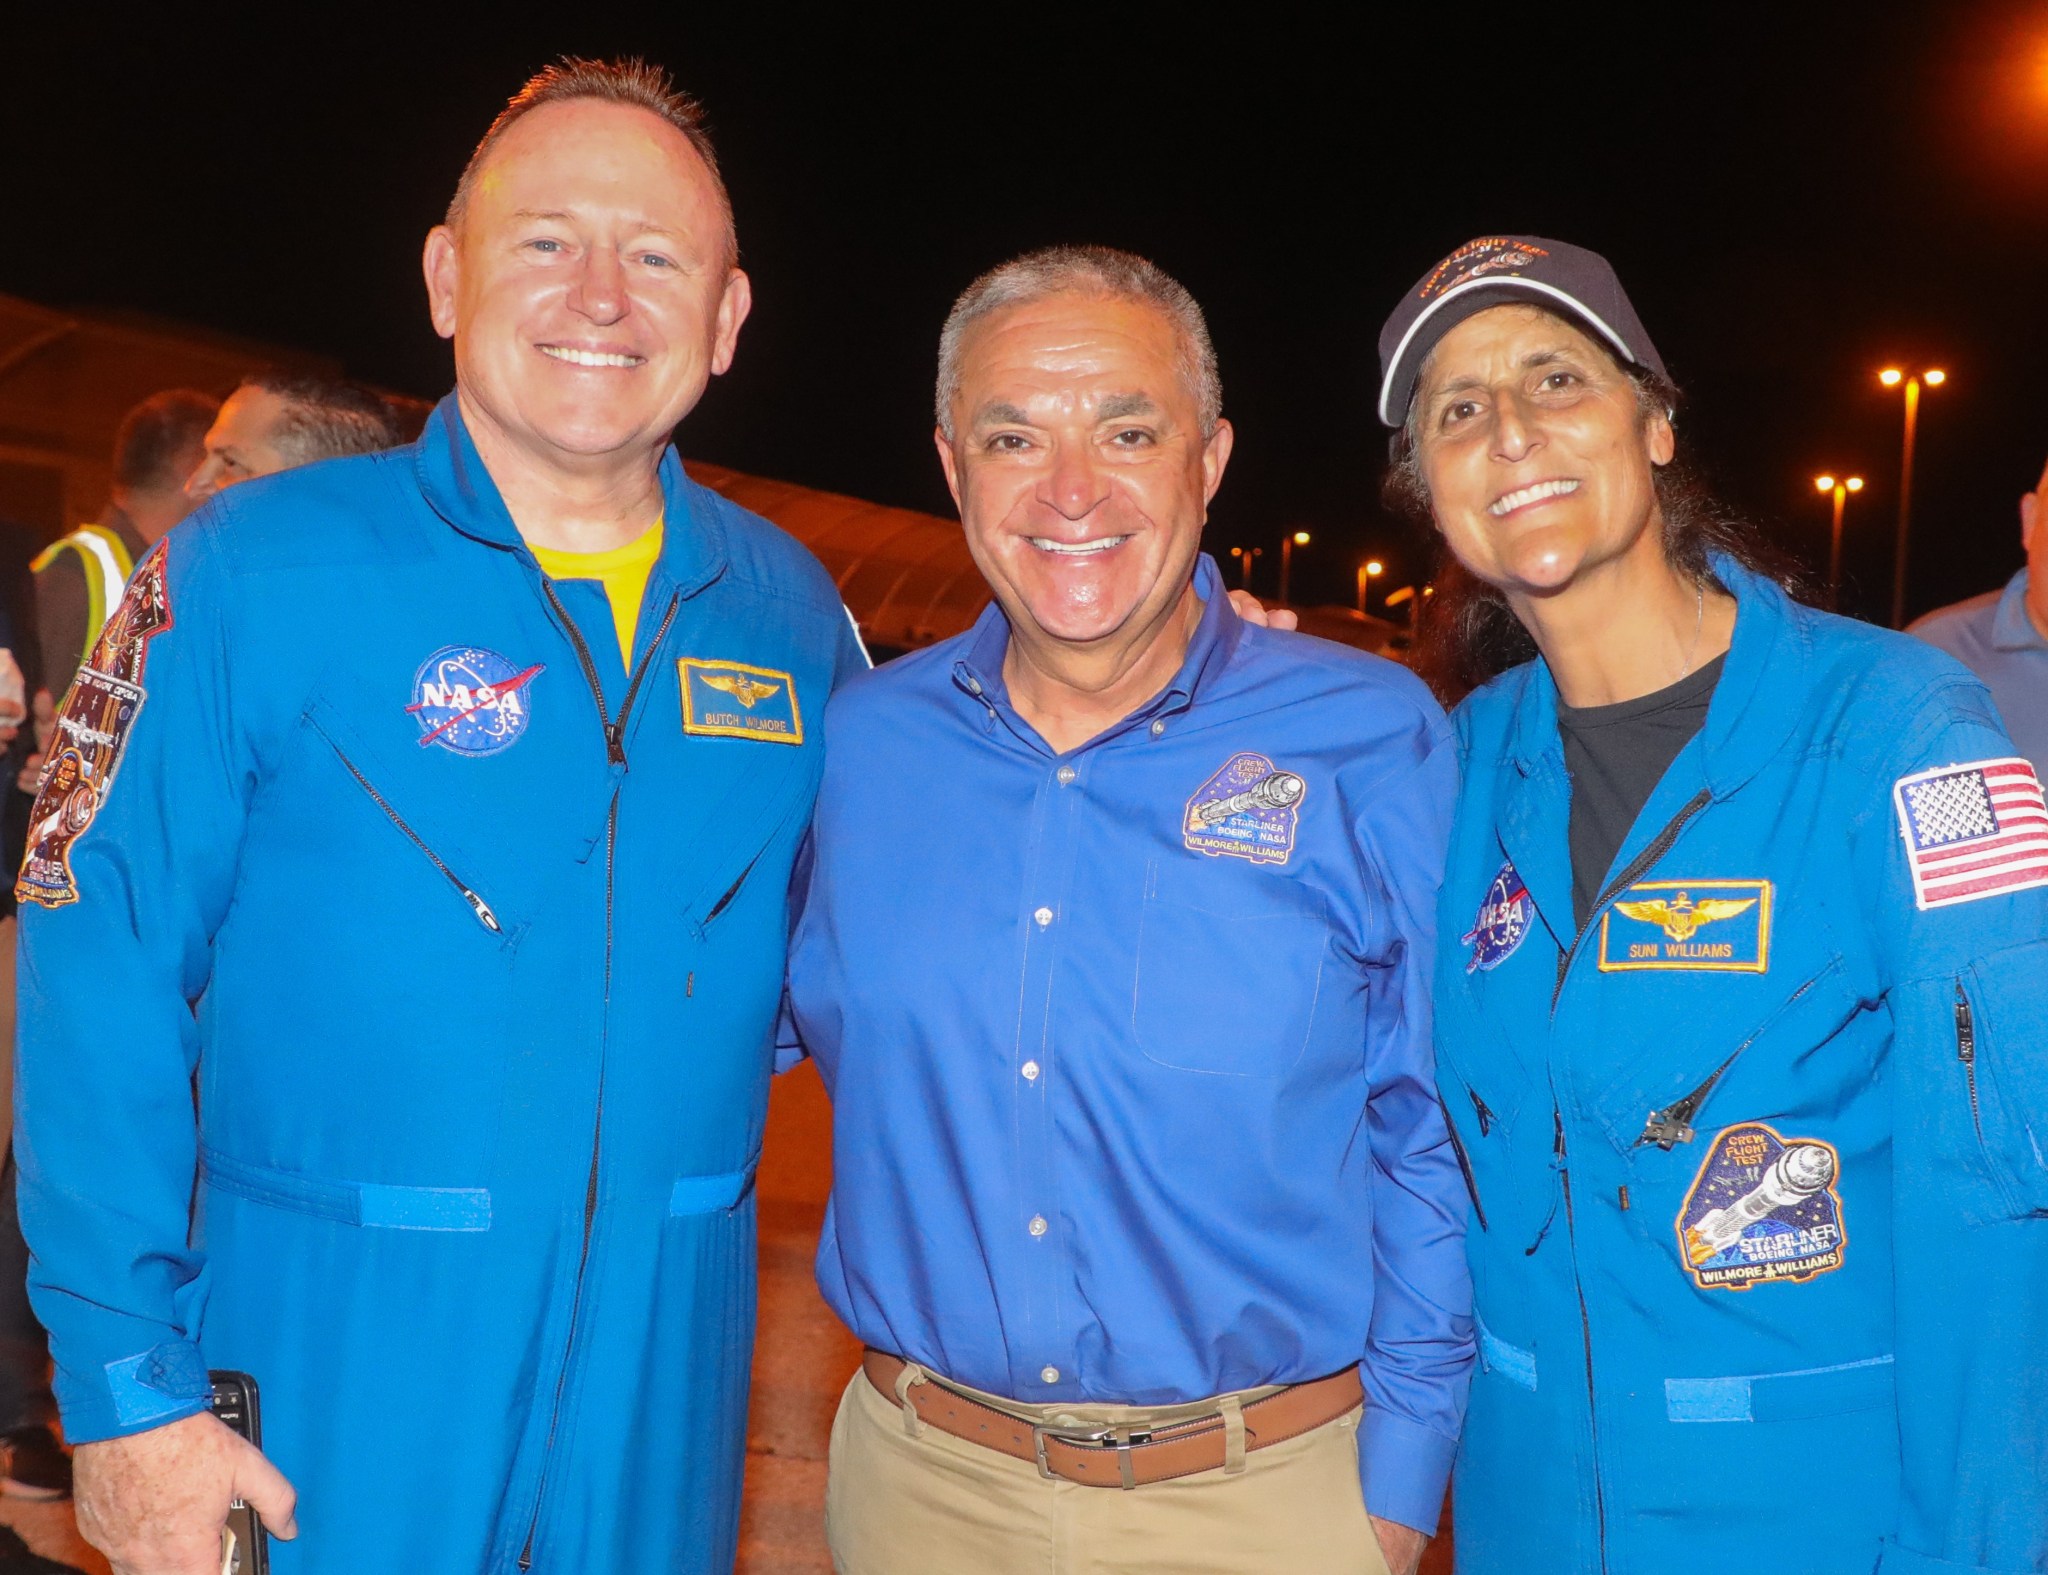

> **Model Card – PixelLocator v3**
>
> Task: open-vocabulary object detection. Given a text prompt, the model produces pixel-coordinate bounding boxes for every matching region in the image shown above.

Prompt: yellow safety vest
[31,524,136,669]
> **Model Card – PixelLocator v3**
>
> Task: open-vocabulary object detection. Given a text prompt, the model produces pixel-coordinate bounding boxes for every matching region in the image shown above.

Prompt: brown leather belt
[862,1350,1363,1489]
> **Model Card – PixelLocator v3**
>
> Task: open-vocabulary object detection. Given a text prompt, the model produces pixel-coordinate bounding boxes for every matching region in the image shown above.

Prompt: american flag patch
[1893,757,2048,910]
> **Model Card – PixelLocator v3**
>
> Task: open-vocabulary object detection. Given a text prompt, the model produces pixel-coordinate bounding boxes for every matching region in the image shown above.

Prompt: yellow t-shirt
[531,520,664,667]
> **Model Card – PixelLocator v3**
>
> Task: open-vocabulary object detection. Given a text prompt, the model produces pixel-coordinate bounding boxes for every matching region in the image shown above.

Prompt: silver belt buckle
[1032,1423,1154,1489]
[1032,1421,1115,1482]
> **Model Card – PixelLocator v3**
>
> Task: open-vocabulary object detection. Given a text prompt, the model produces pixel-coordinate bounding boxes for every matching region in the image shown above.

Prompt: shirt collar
[1992,568,2046,652]
[951,552,1245,726]
[412,393,726,598]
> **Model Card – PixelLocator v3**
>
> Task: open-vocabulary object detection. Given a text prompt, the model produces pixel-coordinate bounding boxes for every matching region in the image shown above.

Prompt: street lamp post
[1278,530,1310,605]
[1813,473,1864,613]
[1880,367,1945,629]
[1229,545,1263,589]
[1355,559,1384,614]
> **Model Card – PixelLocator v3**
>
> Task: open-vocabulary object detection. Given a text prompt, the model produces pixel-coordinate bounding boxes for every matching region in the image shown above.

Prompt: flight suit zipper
[1635,967,1836,1149]
[1552,789,1714,1012]
[1554,1110,1611,1573]
[1440,1094,1489,1232]
[1956,982,1983,1143]
[328,744,500,932]
[516,584,681,1573]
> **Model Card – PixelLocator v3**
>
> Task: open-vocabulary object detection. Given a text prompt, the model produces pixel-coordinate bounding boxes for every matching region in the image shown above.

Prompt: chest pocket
[1129,856,1330,1078]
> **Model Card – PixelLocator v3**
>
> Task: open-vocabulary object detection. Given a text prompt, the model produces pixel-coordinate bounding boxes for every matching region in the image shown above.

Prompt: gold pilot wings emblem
[698,671,781,709]
[679,658,803,745]
[1612,891,1758,943]
[1598,879,1772,973]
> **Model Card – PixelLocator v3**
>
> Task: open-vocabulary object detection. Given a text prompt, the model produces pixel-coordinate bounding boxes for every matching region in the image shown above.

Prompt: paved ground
[0,1062,1448,1573]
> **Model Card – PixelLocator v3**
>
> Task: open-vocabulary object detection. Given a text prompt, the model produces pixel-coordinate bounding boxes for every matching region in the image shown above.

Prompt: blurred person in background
[1909,454,2048,776]
[32,391,216,704]
[181,370,407,505]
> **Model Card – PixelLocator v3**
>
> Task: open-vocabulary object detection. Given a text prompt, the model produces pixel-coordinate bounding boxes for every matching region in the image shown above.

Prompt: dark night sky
[9,4,2048,622]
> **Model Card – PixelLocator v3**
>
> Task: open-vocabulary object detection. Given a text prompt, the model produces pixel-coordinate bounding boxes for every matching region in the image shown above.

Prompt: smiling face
[934,291,1232,653]
[1412,304,1672,601]
[422,97,750,475]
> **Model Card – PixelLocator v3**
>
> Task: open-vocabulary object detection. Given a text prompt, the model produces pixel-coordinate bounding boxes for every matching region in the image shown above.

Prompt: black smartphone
[206,1371,269,1575]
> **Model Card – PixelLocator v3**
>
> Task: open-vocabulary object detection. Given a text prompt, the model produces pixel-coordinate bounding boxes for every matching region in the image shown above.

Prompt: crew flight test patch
[1182,752,1304,865]
[1598,879,1772,972]
[1677,1123,1847,1291]
[680,659,803,744]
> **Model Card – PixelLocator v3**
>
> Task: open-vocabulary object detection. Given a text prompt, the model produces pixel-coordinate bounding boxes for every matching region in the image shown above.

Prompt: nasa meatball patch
[1462,860,1534,973]
[407,646,543,756]
[1182,752,1305,865]
[1677,1123,1846,1291]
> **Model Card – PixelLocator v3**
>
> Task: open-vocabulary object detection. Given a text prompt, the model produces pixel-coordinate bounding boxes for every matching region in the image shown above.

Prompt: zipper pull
[1955,982,1975,1064]
[1470,1088,1495,1137]
[463,889,502,933]
[1639,1107,1696,1149]
[1553,1108,1568,1163]
[604,721,626,766]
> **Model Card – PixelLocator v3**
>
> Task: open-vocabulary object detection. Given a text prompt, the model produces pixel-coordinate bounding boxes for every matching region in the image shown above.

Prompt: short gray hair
[935,245,1221,440]
[240,371,406,466]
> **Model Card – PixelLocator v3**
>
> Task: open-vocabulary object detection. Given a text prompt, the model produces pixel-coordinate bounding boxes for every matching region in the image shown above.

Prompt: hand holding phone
[207,1374,268,1575]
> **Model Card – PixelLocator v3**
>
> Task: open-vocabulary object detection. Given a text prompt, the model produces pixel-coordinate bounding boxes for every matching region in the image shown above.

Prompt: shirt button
[1021,1060,1041,1081]
[966,677,984,695]
[1041,1366,1061,1385]
[1056,766,1076,785]
[1034,906,1054,928]
[1029,1214,1048,1237]
[1149,719,1166,737]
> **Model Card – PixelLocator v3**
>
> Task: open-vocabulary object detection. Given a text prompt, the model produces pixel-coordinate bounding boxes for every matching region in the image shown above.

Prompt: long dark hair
[1385,350,1805,706]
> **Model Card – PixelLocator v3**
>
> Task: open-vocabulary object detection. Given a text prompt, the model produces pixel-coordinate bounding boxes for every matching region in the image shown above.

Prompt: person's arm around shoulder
[1352,705,1474,1574]
[1852,674,2048,1575]
[15,519,297,1574]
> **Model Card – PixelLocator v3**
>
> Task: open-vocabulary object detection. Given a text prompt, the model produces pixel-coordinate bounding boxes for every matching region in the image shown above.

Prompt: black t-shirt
[1556,654,1726,929]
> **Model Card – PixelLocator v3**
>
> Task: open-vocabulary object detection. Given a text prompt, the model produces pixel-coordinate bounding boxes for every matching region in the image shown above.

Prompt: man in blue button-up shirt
[786,247,1473,1575]
[1910,453,2048,776]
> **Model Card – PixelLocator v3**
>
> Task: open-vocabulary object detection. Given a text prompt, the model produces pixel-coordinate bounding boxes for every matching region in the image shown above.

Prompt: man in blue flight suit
[15,59,863,1575]
[786,247,1472,1575]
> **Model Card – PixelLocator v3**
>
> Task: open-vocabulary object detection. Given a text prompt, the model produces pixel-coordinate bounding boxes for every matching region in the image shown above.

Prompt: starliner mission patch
[1182,752,1304,865]
[16,540,175,910]
[1677,1123,1847,1291]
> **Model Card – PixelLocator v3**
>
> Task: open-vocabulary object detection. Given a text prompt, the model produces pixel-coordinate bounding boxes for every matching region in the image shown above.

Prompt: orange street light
[1813,473,1866,613]
[1881,366,1947,628]
[1279,531,1311,604]
[1229,544,1263,589]
[1356,558,1386,613]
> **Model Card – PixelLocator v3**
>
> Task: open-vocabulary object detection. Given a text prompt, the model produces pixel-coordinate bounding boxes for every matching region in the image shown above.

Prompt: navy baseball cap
[1376,236,1668,427]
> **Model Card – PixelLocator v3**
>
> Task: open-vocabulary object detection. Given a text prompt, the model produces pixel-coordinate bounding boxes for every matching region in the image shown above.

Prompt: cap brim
[1378,277,1647,427]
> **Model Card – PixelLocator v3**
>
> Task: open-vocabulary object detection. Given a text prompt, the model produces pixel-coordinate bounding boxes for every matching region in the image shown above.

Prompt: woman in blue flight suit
[1375,237,2048,1575]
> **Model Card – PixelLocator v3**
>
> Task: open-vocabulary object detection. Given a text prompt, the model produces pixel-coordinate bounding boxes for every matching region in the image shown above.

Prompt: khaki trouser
[825,1362,1392,1575]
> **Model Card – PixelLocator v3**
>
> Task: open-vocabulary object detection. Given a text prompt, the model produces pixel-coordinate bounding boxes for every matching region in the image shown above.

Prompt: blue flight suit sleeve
[14,523,254,1444]
[773,609,867,1076]
[1354,716,1475,1535]
[1853,674,2048,1575]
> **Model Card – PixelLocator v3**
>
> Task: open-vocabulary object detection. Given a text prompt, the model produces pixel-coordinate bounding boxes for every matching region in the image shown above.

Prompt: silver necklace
[1675,582,1705,683]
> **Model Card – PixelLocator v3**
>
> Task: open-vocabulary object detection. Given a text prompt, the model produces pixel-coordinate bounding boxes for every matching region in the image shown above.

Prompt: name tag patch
[1598,879,1771,972]
[1678,1123,1846,1291]
[1182,752,1303,865]
[680,659,803,745]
